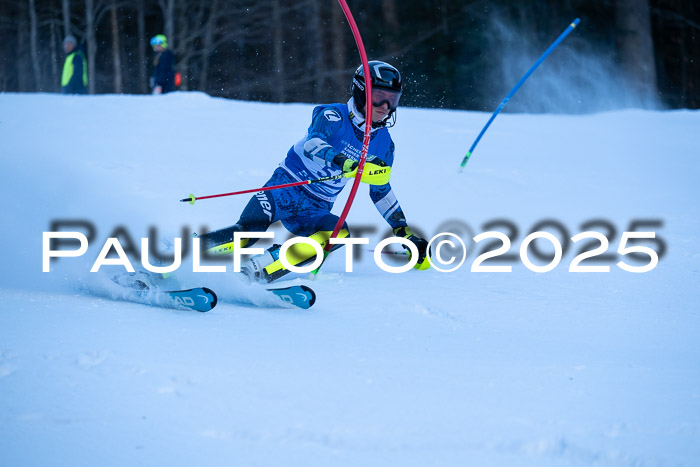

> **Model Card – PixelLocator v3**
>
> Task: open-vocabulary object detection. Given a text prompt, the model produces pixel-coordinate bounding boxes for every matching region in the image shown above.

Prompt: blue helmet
[150,34,167,48]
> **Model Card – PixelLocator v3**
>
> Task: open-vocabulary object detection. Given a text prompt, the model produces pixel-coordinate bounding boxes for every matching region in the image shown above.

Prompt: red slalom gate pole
[311,0,372,275]
[180,173,348,205]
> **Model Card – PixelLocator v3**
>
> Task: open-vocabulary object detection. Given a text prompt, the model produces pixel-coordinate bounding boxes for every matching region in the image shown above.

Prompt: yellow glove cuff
[349,161,391,185]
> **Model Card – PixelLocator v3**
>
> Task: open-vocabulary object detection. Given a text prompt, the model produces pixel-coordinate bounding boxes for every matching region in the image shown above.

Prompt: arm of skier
[370,145,430,270]
[300,107,349,170]
[370,183,430,270]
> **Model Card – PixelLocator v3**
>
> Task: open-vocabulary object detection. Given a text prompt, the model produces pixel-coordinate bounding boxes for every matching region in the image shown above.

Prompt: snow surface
[1,92,699,466]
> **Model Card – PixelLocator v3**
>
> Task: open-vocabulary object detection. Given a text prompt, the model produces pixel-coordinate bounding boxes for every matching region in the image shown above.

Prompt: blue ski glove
[393,226,431,270]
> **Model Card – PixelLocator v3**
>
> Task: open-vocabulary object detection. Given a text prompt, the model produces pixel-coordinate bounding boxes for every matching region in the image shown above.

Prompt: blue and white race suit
[234,98,408,238]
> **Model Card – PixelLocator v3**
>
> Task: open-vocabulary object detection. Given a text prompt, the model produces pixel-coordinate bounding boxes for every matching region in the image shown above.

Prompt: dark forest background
[0,0,698,112]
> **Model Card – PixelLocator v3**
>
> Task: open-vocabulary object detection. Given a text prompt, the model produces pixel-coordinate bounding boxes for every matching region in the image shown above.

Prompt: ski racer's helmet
[150,34,168,49]
[352,60,403,128]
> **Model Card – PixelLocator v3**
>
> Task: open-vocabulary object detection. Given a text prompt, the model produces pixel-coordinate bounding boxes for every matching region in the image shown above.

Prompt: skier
[198,60,431,282]
[149,34,175,94]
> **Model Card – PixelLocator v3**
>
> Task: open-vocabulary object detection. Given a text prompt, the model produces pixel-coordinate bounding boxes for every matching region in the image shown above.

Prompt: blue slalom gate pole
[459,18,580,170]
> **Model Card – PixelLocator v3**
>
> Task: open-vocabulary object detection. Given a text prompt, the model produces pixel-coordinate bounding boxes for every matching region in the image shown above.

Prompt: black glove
[393,226,430,270]
[334,155,389,173]
[333,154,358,174]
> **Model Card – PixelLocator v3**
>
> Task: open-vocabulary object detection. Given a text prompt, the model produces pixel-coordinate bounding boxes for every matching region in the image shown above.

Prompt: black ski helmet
[352,60,403,127]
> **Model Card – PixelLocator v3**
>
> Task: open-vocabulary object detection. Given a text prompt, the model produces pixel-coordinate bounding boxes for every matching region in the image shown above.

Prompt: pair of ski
[113,271,316,312]
[159,284,316,312]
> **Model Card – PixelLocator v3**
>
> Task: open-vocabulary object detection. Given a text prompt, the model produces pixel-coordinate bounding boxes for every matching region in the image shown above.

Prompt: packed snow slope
[1,92,699,466]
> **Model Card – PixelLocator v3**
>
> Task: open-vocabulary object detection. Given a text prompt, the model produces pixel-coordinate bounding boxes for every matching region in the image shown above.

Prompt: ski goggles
[371,88,401,110]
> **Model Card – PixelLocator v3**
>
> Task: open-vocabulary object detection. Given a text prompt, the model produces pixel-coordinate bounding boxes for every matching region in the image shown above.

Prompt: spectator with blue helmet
[150,34,175,94]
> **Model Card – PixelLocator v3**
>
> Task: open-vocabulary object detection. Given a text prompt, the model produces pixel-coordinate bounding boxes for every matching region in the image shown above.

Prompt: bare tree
[84,0,110,94]
[13,1,30,92]
[136,0,147,93]
[109,0,122,93]
[616,0,659,103]
[28,0,41,89]
[0,0,695,108]
[331,2,347,88]
[175,0,261,94]
[49,20,59,91]
[271,0,285,102]
[157,0,174,46]
[307,0,322,102]
[84,0,95,93]
[62,0,71,37]
[198,0,220,92]
[382,0,401,58]
[172,0,206,90]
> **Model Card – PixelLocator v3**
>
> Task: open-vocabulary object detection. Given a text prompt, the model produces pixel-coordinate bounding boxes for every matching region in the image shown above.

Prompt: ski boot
[240,244,281,283]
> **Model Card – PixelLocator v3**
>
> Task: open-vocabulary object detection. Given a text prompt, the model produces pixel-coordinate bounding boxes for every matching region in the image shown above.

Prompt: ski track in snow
[1,93,699,466]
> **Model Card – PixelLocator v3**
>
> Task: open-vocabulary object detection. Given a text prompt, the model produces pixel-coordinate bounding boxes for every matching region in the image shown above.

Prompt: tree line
[0,0,697,111]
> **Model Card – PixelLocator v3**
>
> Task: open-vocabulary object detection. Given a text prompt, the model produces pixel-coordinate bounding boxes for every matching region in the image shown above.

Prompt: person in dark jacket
[150,34,175,94]
[61,35,87,94]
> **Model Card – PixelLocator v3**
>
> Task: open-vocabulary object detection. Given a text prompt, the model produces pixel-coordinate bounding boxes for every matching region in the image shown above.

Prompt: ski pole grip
[180,194,196,205]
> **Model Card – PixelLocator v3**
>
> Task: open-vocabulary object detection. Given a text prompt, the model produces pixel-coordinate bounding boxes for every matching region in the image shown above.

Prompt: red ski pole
[180,173,349,205]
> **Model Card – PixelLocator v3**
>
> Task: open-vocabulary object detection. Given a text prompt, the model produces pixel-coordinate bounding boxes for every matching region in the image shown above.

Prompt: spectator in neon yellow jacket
[61,35,87,94]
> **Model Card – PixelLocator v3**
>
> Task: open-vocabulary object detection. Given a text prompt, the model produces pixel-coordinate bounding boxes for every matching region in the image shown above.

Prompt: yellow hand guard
[347,161,392,185]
